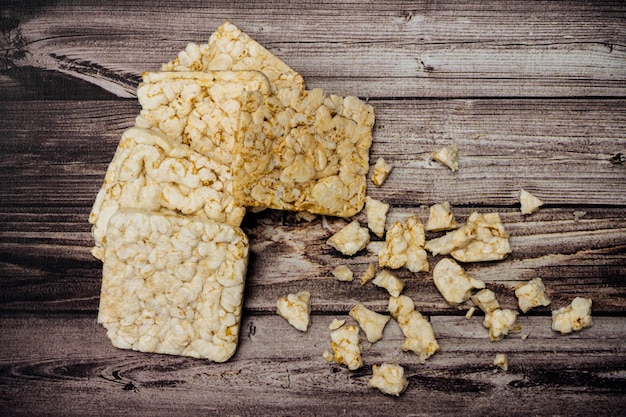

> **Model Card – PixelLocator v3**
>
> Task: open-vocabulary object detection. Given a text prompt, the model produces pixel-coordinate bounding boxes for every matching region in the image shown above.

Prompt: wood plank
[1,206,624,314]
[1,99,624,208]
[1,313,624,416]
[1,1,624,99]
[1,2,625,416]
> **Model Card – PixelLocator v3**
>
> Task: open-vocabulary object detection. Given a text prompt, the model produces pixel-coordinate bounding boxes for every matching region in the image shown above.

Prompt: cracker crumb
[332,265,354,282]
[520,189,544,215]
[493,353,509,371]
[371,157,393,186]
[431,144,459,172]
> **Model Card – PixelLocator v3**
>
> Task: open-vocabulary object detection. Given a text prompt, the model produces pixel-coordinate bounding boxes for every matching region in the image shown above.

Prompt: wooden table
[1,1,625,416]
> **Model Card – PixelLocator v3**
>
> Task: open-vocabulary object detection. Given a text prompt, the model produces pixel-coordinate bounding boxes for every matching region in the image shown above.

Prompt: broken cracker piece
[98,209,249,362]
[349,303,391,343]
[326,220,371,256]
[471,288,501,314]
[371,157,393,186]
[483,309,521,342]
[329,318,346,331]
[378,215,428,273]
[233,88,375,217]
[332,265,354,282]
[330,323,363,370]
[372,270,405,298]
[520,189,544,215]
[368,363,409,396]
[450,212,511,262]
[425,221,477,256]
[551,297,593,335]
[359,263,377,285]
[431,143,459,171]
[276,290,312,332]
[388,295,440,363]
[494,353,509,371]
[433,258,485,306]
[515,277,551,313]
[365,196,389,238]
[425,201,458,232]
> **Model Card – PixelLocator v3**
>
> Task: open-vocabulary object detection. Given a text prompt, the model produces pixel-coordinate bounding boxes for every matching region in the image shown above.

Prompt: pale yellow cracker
[378,215,428,273]
[89,126,246,260]
[135,70,271,166]
[233,87,375,217]
[162,20,305,92]
[98,209,249,362]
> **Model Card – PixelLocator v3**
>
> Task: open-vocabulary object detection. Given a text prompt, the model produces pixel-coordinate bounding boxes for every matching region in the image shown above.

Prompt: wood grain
[1,100,624,208]
[1,313,625,417]
[1,205,625,315]
[1,1,625,415]
[1,1,625,99]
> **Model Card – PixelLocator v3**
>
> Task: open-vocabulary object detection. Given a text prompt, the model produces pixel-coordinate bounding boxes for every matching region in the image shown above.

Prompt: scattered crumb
[332,265,354,282]
[368,363,408,396]
[493,353,509,371]
[465,306,476,319]
[552,297,593,334]
[520,189,544,215]
[371,157,393,186]
[295,211,317,222]
[431,144,459,172]
[359,263,377,285]
[321,215,333,232]
[425,201,458,232]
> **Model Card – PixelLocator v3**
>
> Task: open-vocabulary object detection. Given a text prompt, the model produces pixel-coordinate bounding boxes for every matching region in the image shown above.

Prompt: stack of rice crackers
[90,21,375,361]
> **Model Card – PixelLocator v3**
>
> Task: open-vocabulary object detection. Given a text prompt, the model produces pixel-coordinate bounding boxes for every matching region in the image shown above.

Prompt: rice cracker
[89,126,246,260]
[98,209,248,362]
[162,20,305,92]
[232,87,375,217]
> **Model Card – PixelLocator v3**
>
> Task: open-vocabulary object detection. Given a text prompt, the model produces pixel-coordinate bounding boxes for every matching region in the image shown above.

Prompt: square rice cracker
[232,87,375,217]
[135,70,271,166]
[98,209,249,362]
[89,126,246,260]
[161,20,305,92]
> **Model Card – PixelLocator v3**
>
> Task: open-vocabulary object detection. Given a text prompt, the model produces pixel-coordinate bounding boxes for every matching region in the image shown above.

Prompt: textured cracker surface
[232,88,375,217]
[136,71,271,166]
[161,20,305,92]
[98,209,249,362]
[89,126,246,260]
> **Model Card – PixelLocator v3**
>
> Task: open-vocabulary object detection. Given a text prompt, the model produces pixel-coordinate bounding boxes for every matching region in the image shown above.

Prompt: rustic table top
[1,1,625,416]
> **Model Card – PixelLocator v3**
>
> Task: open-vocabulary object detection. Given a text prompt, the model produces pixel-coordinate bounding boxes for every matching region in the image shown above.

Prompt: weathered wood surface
[1,1,625,416]
[1,313,625,417]
[2,1,625,99]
